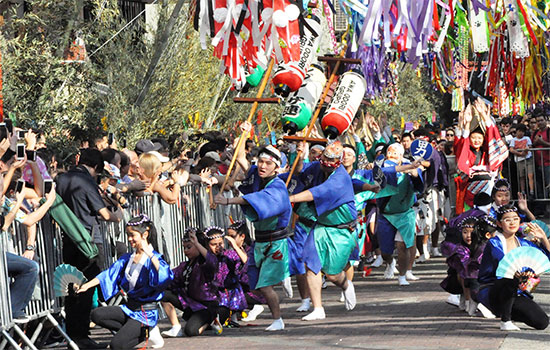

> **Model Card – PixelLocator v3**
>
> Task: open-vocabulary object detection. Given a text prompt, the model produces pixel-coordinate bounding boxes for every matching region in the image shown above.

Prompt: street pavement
[88,256,550,349]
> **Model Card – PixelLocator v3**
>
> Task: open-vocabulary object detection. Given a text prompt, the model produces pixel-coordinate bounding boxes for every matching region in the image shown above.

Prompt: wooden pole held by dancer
[285,49,348,187]
[213,58,276,208]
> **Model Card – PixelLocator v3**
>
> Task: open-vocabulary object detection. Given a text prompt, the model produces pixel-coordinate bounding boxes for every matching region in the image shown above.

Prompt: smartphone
[26,150,36,162]
[0,123,7,141]
[108,133,114,146]
[5,120,13,134]
[43,179,53,194]
[18,130,26,139]
[16,144,25,160]
[15,179,25,193]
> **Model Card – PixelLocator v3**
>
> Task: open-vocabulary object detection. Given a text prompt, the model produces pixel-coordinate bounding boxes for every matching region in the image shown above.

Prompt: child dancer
[161,227,221,337]
[226,221,267,322]
[207,226,247,327]
[478,204,550,331]
[441,216,490,316]
[77,215,173,350]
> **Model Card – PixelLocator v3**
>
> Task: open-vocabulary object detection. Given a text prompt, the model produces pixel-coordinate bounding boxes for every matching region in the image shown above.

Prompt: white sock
[265,318,285,331]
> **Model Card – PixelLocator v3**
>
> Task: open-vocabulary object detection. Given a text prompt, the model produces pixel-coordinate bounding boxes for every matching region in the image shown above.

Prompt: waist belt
[255,227,290,243]
[297,217,315,228]
[317,220,357,232]
[125,300,158,312]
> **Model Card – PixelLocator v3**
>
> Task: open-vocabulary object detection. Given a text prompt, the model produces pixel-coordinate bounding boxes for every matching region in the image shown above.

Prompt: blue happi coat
[239,165,291,231]
[96,251,173,327]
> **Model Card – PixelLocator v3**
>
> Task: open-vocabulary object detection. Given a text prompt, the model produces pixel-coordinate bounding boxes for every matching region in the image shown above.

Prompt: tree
[365,64,444,130]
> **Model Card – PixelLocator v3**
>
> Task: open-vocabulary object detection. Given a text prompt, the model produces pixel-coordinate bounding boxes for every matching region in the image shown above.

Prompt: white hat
[147,151,169,163]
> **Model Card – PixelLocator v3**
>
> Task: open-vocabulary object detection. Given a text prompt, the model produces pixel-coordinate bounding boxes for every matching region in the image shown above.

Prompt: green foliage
[1,0,440,161]
[365,64,444,129]
[1,0,281,158]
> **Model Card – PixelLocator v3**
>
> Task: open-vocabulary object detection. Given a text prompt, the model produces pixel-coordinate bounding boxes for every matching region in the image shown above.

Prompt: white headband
[259,153,281,167]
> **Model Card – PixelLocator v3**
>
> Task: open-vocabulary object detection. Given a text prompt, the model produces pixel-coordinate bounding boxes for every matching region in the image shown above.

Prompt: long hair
[126,214,159,252]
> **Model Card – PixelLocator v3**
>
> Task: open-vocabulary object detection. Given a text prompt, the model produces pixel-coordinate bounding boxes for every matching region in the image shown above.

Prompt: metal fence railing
[0,184,251,349]
[501,147,550,201]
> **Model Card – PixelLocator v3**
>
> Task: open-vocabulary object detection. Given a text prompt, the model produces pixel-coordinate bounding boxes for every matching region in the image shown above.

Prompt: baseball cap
[135,139,162,155]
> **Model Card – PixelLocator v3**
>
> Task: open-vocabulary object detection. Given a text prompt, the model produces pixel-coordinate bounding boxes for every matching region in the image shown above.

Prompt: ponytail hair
[126,214,159,252]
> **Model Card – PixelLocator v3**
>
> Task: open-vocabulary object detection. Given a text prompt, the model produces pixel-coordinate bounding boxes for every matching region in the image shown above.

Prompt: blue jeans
[6,252,39,318]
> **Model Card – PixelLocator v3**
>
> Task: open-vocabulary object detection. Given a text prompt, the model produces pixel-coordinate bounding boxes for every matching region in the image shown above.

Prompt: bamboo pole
[218,58,276,195]
[285,48,347,187]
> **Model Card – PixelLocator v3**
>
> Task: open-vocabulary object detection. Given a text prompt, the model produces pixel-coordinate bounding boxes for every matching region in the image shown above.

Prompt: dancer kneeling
[226,221,267,323]
[161,227,223,337]
[478,204,550,331]
[76,215,173,350]
[440,216,496,316]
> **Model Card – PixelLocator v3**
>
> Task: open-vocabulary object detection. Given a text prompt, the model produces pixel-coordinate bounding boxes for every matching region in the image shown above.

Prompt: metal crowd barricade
[501,147,550,202]
[0,183,251,349]
[1,215,77,350]
[0,232,19,349]
[100,184,251,269]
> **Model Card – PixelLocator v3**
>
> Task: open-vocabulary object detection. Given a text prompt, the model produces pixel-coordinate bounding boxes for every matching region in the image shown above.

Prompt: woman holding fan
[478,204,550,331]
[76,215,173,349]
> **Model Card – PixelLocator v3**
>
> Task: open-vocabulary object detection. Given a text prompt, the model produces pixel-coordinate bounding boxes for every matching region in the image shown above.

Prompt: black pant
[162,290,184,311]
[489,278,549,330]
[63,236,101,339]
[162,291,230,336]
[91,306,146,350]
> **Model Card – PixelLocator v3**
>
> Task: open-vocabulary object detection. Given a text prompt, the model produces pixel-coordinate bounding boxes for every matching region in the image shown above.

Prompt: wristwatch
[25,244,35,251]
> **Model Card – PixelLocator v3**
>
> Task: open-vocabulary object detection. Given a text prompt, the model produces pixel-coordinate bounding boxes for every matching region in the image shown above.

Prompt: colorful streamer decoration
[193,0,550,111]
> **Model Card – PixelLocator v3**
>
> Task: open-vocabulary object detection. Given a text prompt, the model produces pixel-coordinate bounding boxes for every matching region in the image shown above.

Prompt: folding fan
[496,247,550,279]
[53,264,87,297]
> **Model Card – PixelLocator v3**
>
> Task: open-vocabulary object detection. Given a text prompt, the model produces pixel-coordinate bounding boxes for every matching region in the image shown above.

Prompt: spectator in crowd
[138,152,187,204]
[56,148,121,349]
[532,111,550,203]
[509,124,534,197]
[445,128,455,143]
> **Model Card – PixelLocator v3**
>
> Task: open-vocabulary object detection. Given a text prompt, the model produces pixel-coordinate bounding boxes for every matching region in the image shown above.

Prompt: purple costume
[215,250,247,312]
[441,241,486,280]
[170,251,218,312]
[440,241,485,298]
